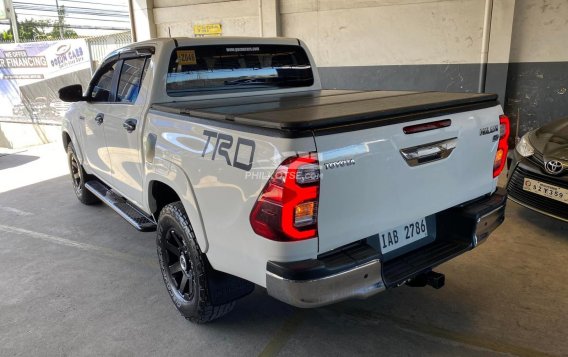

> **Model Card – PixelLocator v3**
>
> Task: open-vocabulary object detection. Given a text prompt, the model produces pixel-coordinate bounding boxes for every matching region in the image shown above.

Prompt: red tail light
[493,114,510,178]
[250,153,319,241]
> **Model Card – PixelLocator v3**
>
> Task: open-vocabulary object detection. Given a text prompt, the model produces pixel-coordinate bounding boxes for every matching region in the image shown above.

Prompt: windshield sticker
[177,50,197,65]
[226,47,260,53]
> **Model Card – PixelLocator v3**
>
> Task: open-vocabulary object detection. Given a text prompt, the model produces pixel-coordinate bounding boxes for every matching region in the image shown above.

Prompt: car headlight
[516,132,534,157]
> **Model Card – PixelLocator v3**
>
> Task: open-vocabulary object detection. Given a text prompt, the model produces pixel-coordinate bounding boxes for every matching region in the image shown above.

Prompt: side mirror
[59,84,84,102]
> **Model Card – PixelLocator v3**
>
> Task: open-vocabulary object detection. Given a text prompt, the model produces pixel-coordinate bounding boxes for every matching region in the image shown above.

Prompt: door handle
[400,137,458,167]
[94,113,104,125]
[123,118,138,133]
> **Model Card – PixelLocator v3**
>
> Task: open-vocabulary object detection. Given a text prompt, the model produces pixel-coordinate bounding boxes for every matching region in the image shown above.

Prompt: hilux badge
[480,125,498,136]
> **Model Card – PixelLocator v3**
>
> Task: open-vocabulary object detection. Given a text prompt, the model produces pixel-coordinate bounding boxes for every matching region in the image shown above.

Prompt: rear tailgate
[314,95,503,254]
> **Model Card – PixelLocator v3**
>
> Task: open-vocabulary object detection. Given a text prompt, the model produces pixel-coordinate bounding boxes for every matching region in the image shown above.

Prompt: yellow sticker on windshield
[177,50,197,65]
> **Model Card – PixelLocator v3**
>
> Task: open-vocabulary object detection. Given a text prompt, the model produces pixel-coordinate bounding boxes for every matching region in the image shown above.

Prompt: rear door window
[166,44,314,96]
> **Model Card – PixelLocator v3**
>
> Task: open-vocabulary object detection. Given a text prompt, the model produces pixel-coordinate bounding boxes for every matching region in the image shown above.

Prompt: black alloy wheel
[156,202,237,323]
[69,151,82,194]
[162,228,195,302]
[66,143,99,205]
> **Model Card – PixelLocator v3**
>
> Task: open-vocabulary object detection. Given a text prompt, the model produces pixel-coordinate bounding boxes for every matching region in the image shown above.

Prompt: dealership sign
[0,39,90,118]
[0,50,48,69]
[0,39,88,79]
[50,43,87,69]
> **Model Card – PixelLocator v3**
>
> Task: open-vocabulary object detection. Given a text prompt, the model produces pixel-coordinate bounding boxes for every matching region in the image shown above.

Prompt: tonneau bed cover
[152,90,498,132]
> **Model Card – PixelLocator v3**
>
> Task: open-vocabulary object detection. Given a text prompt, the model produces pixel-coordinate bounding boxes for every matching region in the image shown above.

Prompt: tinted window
[117,58,148,103]
[90,61,118,102]
[166,45,314,96]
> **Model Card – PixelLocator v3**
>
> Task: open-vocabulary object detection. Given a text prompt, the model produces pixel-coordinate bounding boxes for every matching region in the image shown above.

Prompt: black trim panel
[148,108,312,139]
[382,240,470,287]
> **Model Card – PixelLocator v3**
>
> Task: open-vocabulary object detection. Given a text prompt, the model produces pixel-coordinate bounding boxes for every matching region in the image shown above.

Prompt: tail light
[250,153,319,241]
[493,114,510,177]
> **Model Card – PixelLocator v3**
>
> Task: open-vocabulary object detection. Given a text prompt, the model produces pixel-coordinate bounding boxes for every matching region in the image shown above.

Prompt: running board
[85,181,157,232]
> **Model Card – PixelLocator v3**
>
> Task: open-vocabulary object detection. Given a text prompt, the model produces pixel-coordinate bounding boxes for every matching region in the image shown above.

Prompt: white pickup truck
[59,37,508,323]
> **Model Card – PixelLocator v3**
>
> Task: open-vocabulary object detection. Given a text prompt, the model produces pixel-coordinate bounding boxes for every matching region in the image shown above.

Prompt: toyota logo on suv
[545,160,564,175]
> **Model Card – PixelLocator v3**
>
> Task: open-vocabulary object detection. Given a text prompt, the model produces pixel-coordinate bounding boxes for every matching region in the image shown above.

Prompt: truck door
[103,57,149,207]
[81,60,120,186]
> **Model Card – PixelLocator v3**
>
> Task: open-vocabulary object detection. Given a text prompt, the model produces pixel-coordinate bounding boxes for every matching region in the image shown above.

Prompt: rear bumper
[266,188,507,308]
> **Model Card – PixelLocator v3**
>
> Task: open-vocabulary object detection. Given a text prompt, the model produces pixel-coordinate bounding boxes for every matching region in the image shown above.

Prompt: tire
[66,143,99,205]
[156,202,236,323]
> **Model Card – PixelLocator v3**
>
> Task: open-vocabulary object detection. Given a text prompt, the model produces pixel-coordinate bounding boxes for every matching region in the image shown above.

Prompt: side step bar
[85,181,157,232]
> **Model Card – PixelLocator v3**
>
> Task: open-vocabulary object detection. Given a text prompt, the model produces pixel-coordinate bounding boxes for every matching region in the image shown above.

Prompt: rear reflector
[294,201,317,228]
[250,153,319,242]
[403,119,452,134]
[493,114,510,178]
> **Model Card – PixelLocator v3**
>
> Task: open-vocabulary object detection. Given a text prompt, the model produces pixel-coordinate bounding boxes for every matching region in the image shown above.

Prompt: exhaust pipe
[406,271,445,289]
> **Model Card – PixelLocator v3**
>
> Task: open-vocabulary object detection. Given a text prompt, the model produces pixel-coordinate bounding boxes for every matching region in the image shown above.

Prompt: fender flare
[145,167,209,253]
[62,122,85,164]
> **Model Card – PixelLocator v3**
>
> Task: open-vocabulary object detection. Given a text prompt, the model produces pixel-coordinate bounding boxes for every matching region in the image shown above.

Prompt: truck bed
[152,90,498,132]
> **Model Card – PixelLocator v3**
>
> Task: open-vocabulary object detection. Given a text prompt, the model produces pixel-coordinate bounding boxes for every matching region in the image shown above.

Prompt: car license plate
[379,218,428,254]
[523,178,568,204]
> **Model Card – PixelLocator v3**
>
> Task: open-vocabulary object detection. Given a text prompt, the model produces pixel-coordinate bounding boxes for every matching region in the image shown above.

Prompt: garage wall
[505,0,568,138]
[281,0,485,66]
[130,0,567,139]
[152,0,259,37]
[138,0,515,97]
[281,0,514,102]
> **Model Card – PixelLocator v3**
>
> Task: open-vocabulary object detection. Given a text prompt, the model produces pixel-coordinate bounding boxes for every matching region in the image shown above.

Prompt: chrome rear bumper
[266,188,507,308]
[266,259,385,308]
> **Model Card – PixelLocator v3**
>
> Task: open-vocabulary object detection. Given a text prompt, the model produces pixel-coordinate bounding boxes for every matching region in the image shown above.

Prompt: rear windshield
[166,44,314,96]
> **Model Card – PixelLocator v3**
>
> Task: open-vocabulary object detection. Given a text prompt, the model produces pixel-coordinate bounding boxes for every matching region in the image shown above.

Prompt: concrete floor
[0,143,567,357]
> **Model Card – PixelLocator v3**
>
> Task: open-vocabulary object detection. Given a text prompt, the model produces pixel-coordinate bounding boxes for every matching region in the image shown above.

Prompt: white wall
[133,0,517,68]
[510,0,568,63]
[132,0,568,65]
[282,0,487,67]
[153,0,261,38]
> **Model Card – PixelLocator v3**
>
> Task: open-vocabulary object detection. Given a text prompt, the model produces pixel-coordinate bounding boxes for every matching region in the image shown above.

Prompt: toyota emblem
[545,160,564,175]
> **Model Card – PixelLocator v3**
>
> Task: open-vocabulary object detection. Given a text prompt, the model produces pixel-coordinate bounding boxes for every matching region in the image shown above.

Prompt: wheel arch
[62,131,71,150]
[61,124,85,164]
[146,174,209,253]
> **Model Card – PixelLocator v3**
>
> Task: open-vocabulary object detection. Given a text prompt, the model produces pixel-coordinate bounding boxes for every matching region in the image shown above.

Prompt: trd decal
[202,130,256,171]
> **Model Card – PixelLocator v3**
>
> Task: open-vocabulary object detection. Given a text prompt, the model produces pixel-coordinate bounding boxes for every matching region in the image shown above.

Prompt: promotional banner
[0,39,92,123]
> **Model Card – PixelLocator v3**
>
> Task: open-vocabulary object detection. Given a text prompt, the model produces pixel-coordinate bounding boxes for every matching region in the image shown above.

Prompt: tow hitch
[406,271,445,289]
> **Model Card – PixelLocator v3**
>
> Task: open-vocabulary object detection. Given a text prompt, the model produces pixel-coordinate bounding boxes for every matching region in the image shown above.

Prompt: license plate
[523,178,568,204]
[379,217,428,254]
